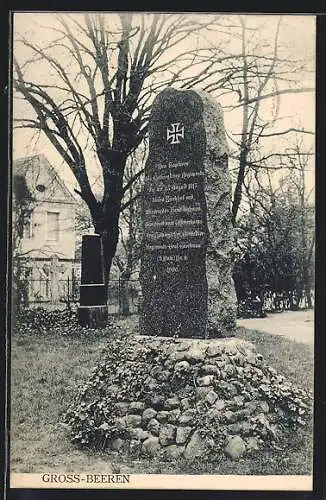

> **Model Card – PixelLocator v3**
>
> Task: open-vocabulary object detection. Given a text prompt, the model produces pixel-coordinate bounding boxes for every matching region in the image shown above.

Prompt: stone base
[77,305,108,328]
[65,334,311,464]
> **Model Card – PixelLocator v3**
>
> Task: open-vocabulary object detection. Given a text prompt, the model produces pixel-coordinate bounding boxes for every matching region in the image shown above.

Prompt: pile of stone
[65,335,311,463]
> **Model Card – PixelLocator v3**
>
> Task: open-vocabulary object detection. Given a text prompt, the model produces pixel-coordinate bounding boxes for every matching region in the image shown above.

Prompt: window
[46,211,59,241]
[22,211,33,239]
[36,184,46,193]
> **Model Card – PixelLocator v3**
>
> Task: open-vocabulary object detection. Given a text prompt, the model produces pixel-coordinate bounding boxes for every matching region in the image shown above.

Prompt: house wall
[13,154,80,307]
[21,201,76,259]
[14,154,78,260]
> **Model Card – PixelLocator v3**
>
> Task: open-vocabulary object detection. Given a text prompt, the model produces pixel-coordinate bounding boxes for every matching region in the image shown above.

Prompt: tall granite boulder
[198,91,238,335]
[139,87,237,338]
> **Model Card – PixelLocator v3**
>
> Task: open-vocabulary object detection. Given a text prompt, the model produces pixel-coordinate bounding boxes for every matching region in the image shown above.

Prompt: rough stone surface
[66,335,312,465]
[227,422,245,435]
[149,395,165,410]
[139,88,237,338]
[179,409,195,425]
[159,424,177,446]
[232,396,245,408]
[175,361,191,373]
[157,370,171,382]
[201,364,219,375]
[164,397,180,410]
[115,402,129,416]
[129,428,149,441]
[220,381,238,398]
[183,430,207,460]
[176,426,192,445]
[110,437,124,451]
[157,411,170,423]
[196,386,212,400]
[214,399,226,411]
[116,416,127,428]
[139,88,209,338]
[197,375,215,387]
[126,414,142,427]
[147,418,160,436]
[141,437,161,457]
[144,376,159,392]
[163,444,185,461]
[224,435,246,460]
[245,437,260,452]
[206,344,223,357]
[167,409,181,424]
[129,439,141,457]
[129,402,146,414]
[197,91,238,337]
[180,398,192,411]
[142,408,157,425]
[205,390,219,406]
[260,401,270,413]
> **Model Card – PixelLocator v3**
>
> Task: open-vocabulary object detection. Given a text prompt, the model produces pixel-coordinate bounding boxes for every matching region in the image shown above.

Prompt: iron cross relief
[166,122,185,144]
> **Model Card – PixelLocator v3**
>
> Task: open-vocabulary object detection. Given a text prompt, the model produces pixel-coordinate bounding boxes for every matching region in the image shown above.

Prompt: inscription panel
[143,160,206,274]
[139,89,208,338]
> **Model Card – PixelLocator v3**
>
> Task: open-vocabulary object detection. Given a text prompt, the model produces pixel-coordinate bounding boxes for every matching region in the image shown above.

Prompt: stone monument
[139,88,237,338]
[66,93,311,463]
[78,234,107,328]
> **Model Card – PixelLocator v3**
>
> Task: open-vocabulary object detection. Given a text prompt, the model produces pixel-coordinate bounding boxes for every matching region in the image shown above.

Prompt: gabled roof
[13,154,77,205]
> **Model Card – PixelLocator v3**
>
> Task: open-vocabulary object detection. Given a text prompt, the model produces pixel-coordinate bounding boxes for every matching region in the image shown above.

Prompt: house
[13,154,79,307]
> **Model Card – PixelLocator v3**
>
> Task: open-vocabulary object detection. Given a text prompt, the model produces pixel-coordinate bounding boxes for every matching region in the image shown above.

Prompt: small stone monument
[139,88,237,338]
[78,234,107,328]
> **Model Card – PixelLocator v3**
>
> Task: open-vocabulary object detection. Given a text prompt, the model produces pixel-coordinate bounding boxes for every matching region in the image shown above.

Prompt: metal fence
[237,289,314,318]
[27,277,141,315]
[26,277,314,316]
[262,290,315,312]
[27,278,75,304]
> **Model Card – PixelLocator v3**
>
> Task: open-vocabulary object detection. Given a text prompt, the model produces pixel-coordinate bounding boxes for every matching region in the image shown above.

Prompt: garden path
[237,309,314,346]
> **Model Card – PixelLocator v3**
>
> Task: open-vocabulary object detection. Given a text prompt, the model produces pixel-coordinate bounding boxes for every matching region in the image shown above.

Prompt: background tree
[192,15,314,225]
[233,141,314,311]
[113,148,144,314]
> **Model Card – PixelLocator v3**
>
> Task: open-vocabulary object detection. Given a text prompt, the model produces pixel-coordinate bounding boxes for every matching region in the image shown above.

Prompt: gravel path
[237,309,314,345]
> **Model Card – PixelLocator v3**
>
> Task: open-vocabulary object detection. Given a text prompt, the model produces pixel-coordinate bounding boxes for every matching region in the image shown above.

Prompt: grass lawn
[10,315,314,475]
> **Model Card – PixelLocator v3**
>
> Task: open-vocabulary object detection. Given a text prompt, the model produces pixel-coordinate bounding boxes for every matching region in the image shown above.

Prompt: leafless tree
[235,135,315,310]
[193,15,314,225]
[112,146,145,314]
[13,12,219,293]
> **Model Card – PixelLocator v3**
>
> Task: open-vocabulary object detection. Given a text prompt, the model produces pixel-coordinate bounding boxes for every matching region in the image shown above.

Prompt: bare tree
[281,141,315,308]
[13,13,315,311]
[235,136,314,311]
[113,146,144,314]
[13,12,218,294]
[192,15,314,225]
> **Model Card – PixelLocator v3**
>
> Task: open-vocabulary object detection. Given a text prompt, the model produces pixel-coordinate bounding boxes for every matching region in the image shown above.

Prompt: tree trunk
[83,147,128,303]
[97,224,120,301]
[89,200,121,301]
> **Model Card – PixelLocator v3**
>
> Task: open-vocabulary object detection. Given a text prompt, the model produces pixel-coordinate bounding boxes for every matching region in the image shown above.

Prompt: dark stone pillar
[78,234,108,328]
[139,88,237,339]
